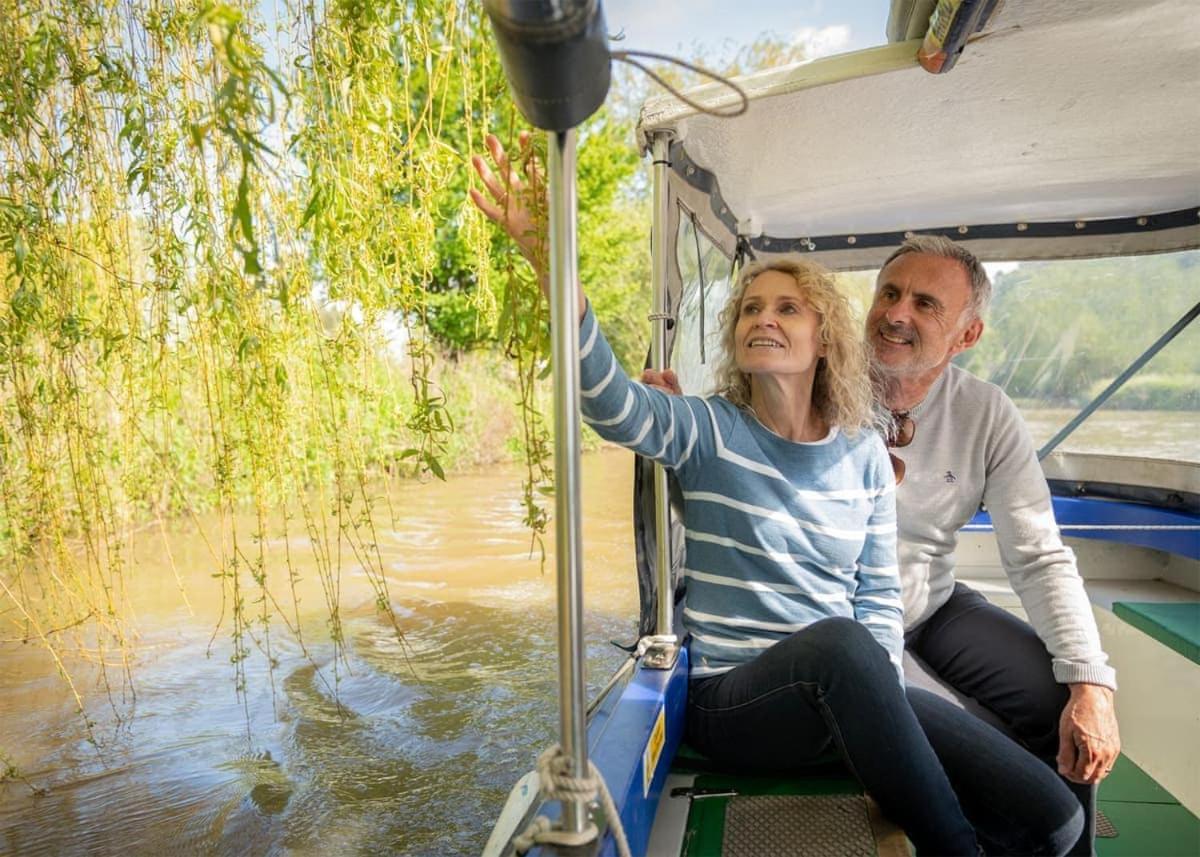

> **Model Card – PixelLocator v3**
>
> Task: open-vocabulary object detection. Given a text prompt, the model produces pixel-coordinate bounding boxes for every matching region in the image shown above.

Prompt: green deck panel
[683,793,729,857]
[1096,754,1199,857]
[676,752,1200,857]
[1098,754,1180,804]
[1095,802,1200,857]
[1112,601,1200,665]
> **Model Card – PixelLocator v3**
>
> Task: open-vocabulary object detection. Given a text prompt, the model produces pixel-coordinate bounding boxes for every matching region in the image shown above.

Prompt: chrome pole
[547,127,589,835]
[649,133,676,648]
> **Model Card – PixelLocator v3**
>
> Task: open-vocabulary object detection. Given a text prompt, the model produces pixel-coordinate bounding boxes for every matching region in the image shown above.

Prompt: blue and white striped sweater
[579,306,904,682]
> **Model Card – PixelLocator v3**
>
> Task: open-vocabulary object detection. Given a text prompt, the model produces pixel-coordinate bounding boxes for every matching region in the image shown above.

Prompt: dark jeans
[907,688,1085,855]
[686,617,980,856]
[908,582,1096,855]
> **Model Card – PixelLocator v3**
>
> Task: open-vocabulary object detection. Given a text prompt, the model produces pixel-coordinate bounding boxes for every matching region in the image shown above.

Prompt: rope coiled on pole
[512,744,631,857]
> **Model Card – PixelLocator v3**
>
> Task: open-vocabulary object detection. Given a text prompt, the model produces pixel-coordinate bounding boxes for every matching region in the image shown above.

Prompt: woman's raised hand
[470,131,589,321]
[469,132,545,272]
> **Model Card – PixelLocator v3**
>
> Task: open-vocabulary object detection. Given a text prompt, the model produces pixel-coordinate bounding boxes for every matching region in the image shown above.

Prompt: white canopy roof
[636,0,1200,265]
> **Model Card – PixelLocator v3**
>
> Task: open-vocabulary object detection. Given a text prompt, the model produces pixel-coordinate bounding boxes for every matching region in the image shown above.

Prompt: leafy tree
[960,252,1200,406]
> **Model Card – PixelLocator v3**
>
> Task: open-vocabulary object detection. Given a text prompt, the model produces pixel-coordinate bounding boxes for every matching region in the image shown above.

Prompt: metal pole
[1038,300,1200,461]
[638,133,686,672]
[649,133,678,661]
[547,128,589,835]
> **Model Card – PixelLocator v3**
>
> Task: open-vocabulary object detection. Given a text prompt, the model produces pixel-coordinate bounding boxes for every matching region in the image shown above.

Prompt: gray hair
[881,235,992,320]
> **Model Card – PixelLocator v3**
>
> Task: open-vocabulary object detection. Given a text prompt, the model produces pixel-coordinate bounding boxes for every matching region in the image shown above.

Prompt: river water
[0,449,638,856]
[0,409,1195,856]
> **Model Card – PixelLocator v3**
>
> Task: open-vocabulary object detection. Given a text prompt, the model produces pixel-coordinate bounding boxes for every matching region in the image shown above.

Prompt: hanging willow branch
[0,0,559,736]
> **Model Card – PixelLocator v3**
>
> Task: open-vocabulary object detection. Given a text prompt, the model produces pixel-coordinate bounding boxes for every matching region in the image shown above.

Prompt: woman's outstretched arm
[468,134,711,471]
[576,305,710,470]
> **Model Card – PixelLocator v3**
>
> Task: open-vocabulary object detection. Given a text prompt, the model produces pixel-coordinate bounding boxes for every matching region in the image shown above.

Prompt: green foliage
[425,289,493,352]
[0,0,554,727]
[960,252,1200,406]
[0,0,788,746]
[0,17,843,732]
[577,111,651,373]
[1087,373,1199,410]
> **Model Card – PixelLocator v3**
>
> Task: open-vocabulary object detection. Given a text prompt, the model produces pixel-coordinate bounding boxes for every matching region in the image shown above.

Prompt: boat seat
[1111,601,1200,665]
[673,740,847,777]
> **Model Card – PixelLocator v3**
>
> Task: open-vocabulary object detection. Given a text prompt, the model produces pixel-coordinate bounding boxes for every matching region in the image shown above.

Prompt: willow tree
[0,0,604,744]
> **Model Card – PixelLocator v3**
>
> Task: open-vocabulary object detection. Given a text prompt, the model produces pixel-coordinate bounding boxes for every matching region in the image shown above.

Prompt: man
[867,236,1118,854]
[647,236,1119,853]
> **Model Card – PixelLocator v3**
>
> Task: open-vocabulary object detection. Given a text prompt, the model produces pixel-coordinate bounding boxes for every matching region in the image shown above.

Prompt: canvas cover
[637,0,1200,268]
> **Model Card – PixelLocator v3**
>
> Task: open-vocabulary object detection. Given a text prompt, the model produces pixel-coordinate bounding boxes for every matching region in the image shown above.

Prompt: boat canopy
[635,0,1200,268]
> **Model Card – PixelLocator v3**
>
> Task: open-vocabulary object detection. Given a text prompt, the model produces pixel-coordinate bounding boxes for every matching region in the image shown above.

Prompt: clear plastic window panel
[672,208,734,396]
[1078,320,1198,461]
[956,251,1199,463]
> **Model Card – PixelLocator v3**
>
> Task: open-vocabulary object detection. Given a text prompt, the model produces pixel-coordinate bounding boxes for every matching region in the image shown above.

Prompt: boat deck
[652,751,1198,857]
[646,568,1200,857]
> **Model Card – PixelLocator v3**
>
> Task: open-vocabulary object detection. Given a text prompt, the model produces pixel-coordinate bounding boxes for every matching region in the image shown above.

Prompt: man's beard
[867,324,916,377]
[866,322,947,379]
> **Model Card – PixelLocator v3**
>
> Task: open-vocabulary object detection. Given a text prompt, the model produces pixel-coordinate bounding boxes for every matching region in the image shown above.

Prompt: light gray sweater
[897,364,1117,689]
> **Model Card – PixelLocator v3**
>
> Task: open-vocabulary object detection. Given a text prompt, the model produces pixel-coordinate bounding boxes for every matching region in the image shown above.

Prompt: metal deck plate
[1096,809,1119,839]
[721,794,878,857]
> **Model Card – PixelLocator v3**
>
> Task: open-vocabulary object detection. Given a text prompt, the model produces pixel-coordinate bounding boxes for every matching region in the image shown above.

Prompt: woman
[469,134,1080,856]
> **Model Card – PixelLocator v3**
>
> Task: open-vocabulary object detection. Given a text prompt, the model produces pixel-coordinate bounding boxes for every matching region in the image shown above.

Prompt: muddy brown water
[1,449,638,856]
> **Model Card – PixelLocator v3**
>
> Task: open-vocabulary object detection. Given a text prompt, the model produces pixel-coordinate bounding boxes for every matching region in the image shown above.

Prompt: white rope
[962,524,1200,531]
[512,744,632,857]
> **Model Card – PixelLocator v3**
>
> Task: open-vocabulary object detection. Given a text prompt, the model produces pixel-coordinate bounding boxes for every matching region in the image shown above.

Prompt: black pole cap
[484,0,612,131]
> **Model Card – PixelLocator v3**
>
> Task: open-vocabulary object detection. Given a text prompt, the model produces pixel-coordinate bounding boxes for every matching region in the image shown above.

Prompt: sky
[601,0,891,64]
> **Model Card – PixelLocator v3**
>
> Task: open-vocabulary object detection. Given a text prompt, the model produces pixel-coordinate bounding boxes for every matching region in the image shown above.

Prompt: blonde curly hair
[714,257,879,437]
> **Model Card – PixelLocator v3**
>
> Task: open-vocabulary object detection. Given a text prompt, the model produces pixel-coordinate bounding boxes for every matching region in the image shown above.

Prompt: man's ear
[952,317,984,355]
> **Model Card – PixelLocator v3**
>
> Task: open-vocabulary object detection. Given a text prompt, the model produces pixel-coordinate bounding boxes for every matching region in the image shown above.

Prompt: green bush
[425,290,494,353]
[1085,373,1199,410]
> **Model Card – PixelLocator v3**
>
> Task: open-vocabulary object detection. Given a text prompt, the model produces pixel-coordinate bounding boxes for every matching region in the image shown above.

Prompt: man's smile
[876,326,914,346]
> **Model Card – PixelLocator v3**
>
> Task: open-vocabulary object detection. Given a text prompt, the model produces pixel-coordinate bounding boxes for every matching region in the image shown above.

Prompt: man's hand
[640,368,682,395]
[1057,683,1120,784]
[469,132,544,269]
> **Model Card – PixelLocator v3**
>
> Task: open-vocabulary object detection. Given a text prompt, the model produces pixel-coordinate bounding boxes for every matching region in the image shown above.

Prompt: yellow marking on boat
[643,706,667,797]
